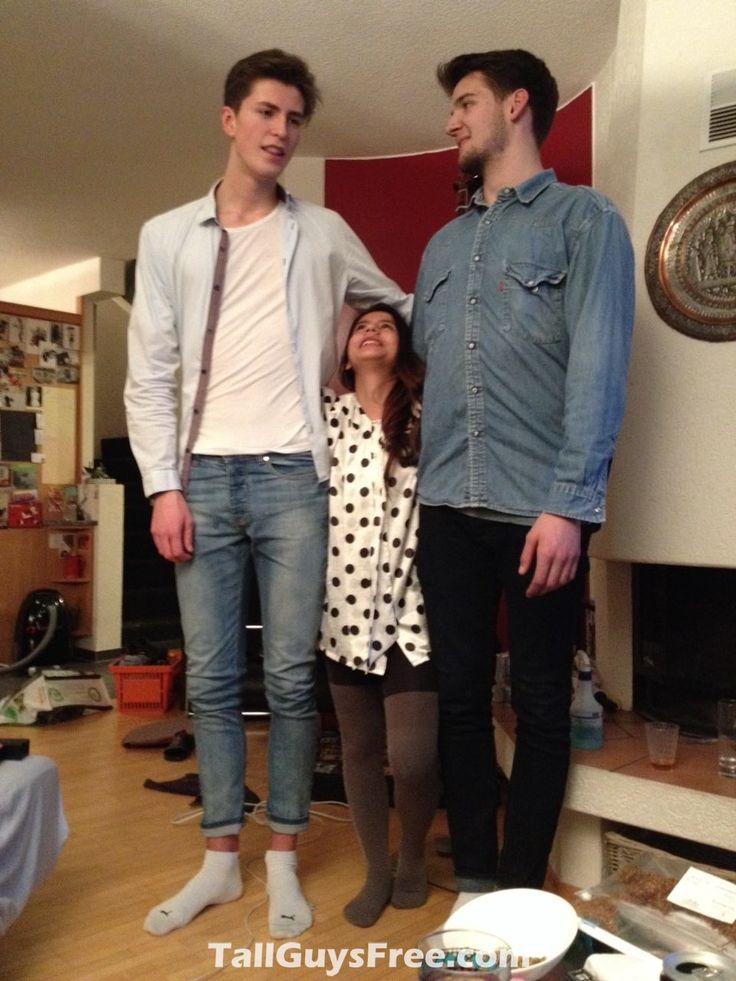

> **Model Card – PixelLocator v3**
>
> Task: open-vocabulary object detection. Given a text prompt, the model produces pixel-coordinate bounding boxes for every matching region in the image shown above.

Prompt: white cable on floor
[171,797,352,826]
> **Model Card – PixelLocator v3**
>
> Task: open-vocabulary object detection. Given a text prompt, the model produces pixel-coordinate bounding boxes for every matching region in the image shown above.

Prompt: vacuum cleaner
[0,589,72,675]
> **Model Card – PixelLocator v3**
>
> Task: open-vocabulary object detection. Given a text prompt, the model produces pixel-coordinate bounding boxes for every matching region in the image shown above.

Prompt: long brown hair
[339,303,424,480]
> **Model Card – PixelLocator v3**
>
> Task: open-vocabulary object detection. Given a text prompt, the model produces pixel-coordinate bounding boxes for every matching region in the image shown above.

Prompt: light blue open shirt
[412,170,635,525]
[125,184,411,499]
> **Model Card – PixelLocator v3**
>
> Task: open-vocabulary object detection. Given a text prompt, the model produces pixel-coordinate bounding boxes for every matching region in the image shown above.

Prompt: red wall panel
[325,88,592,292]
[541,87,592,187]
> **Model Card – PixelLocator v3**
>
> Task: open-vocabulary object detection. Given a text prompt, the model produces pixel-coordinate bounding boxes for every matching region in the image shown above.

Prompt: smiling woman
[318,302,440,928]
[344,309,400,374]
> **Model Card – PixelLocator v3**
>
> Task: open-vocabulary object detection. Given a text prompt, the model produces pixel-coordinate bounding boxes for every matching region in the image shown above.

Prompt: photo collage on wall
[0,312,80,528]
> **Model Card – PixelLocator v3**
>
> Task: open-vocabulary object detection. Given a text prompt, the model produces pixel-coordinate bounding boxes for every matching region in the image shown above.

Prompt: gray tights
[328,681,440,927]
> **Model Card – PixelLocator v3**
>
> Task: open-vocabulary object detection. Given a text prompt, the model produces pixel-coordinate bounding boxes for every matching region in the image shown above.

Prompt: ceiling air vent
[701,68,736,151]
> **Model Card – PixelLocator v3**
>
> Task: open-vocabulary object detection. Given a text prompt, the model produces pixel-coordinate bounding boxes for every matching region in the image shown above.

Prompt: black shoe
[163,730,195,762]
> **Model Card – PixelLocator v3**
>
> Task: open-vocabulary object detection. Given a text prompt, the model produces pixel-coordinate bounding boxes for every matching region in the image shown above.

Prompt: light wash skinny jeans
[176,452,327,837]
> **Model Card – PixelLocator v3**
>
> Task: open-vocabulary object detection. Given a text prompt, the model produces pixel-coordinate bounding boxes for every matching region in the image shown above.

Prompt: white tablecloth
[0,754,68,935]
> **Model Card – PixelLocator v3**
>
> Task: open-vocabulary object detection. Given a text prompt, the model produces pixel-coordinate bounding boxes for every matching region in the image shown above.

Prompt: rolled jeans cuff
[268,814,310,835]
[202,821,242,838]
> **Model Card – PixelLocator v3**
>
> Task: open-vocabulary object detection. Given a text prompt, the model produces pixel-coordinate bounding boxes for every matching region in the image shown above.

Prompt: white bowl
[445,888,579,980]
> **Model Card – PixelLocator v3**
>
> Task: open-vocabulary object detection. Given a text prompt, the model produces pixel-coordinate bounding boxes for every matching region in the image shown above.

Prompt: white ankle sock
[265,849,312,939]
[144,849,242,936]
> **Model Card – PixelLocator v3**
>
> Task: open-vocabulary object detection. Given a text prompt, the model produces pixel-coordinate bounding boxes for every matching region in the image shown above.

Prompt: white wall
[589,0,736,707]
[592,0,736,568]
[283,157,325,205]
[91,296,131,456]
[0,259,108,315]
[0,158,325,314]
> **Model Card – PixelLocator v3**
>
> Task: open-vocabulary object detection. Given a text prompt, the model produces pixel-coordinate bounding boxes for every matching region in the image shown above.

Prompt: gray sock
[392,856,428,908]
[385,691,439,910]
[344,866,394,928]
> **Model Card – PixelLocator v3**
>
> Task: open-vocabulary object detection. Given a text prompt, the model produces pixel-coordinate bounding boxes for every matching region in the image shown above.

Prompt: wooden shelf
[0,522,96,532]
[45,522,96,530]
[0,526,95,656]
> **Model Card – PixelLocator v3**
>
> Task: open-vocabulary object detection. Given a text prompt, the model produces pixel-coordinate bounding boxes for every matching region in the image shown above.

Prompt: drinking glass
[717,698,736,778]
[644,720,679,768]
[417,928,512,980]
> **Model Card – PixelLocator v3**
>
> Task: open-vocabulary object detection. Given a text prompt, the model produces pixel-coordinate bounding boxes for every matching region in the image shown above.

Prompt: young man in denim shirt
[125,49,409,938]
[413,49,634,907]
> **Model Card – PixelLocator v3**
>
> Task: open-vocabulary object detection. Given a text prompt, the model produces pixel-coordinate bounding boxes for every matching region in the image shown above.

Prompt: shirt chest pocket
[502,260,566,344]
[421,269,451,342]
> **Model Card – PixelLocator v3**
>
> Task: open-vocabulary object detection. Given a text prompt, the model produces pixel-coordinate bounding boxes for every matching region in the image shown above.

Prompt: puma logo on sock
[143,852,243,936]
[265,850,312,938]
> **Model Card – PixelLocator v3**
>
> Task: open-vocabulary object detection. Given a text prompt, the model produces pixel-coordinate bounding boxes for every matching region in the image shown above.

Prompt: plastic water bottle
[570,652,603,750]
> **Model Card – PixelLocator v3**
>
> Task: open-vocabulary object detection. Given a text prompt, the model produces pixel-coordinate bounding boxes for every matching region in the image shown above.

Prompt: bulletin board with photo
[0,300,82,529]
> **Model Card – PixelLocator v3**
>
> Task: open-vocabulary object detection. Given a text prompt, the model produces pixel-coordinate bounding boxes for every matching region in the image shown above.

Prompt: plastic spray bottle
[570,650,603,750]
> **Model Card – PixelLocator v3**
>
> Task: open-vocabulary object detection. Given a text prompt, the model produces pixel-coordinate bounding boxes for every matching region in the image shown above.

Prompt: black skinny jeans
[417,505,589,890]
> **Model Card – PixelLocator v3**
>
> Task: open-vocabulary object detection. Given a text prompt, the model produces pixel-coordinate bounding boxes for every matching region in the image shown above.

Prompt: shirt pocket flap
[423,269,451,302]
[504,260,566,291]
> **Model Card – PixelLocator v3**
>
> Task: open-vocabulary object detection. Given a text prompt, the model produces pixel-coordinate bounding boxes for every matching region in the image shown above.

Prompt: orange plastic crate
[109,656,182,715]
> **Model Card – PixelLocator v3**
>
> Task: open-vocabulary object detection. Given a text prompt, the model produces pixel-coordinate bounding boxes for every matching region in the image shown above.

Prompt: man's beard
[459,149,484,178]
[458,121,509,178]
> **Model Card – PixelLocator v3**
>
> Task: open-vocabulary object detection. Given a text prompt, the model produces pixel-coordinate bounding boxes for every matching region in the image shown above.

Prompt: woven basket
[109,657,182,715]
[603,830,736,884]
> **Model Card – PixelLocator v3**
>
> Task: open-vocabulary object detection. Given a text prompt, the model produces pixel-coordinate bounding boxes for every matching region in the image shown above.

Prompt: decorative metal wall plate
[645,161,736,341]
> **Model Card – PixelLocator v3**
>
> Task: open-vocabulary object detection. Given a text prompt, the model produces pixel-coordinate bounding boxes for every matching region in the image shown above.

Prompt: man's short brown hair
[224,49,321,120]
[437,49,559,146]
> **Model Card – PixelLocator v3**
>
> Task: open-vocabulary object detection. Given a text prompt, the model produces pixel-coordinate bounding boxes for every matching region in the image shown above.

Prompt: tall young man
[413,50,634,905]
[125,49,410,938]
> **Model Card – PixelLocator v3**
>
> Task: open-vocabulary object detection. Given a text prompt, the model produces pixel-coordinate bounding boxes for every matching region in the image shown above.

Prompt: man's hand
[518,513,581,598]
[150,490,194,563]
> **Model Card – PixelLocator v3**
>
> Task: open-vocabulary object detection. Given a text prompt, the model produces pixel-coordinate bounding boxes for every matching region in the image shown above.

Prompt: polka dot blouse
[319,390,431,675]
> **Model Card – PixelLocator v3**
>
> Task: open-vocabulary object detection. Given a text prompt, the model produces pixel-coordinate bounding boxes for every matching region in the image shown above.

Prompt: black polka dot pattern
[318,391,430,676]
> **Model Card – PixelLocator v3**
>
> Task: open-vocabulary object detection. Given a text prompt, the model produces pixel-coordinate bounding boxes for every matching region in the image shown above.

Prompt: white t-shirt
[193,203,310,455]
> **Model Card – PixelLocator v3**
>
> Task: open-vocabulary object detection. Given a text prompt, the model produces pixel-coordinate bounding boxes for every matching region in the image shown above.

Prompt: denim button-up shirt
[413,170,634,524]
[125,185,411,499]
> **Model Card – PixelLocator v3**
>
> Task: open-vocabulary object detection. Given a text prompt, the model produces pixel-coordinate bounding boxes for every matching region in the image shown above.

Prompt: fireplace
[632,563,736,736]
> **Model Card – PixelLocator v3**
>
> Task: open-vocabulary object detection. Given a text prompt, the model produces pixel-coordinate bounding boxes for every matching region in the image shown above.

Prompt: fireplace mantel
[494,705,736,888]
